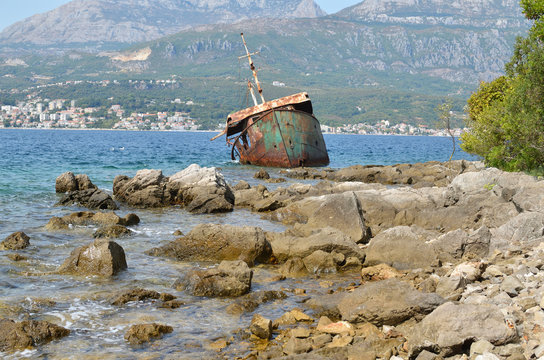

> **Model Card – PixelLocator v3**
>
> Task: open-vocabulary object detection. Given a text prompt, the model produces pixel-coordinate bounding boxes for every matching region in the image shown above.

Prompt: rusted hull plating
[231,108,329,168]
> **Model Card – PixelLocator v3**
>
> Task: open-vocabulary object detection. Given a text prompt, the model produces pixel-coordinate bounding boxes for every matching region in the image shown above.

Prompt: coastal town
[0,97,464,136]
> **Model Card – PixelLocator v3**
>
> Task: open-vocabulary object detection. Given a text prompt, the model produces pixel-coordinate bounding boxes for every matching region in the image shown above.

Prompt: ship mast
[239,33,265,105]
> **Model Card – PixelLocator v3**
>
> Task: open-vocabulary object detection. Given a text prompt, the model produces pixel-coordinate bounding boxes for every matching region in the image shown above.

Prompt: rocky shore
[2,160,544,359]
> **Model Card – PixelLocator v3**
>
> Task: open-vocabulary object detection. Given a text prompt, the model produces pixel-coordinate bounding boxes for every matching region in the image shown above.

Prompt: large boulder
[407,302,518,358]
[146,224,271,266]
[56,172,97,193]
[113,169,166,207]
[1,231,30,250]
[175,260,253,297]
[267,227,365,263]
[337,278,445,326]
[56,188,118,210]
[58,239,127,276]
[491,212,544,251]
[113,165,234,213]
[273,192,368,243]
[0,319,70,351]
[364,226,437,270]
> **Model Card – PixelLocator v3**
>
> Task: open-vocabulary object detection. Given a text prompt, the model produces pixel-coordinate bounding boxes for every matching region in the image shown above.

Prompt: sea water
[0,129,477,358]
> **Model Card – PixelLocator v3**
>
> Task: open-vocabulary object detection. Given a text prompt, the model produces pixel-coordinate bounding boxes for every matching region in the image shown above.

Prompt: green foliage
[461,0,544,173]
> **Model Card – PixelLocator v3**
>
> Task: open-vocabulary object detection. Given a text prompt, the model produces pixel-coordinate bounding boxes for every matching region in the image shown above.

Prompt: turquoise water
[0,129,477,358]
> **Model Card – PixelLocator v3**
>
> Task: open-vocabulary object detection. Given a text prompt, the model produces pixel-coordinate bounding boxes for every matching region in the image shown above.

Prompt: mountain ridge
[0,0,325,46]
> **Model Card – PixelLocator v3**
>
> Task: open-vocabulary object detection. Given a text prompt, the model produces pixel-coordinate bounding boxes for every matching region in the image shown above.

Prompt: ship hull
[233,109,329,168]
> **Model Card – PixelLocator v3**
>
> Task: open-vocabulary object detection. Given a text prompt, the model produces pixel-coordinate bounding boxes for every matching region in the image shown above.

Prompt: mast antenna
[239,33,265,104]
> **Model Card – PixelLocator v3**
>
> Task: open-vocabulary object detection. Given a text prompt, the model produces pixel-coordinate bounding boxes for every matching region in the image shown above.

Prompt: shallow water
[0,129,477,358]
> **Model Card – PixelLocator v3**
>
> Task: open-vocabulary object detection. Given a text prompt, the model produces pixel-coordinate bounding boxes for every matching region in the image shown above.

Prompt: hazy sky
[0,0,361,32]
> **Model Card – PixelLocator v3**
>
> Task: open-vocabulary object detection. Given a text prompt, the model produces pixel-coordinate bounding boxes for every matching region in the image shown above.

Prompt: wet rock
[147,224,271,266]
[338,278,445,326]
[114,165,234,213]
[250,314,272,339]
[56,188,118,210]
[254,169,270,180]
[113,170,165,207]
[6,253,27,261]
[279,257,308,277]
[226,290,286,314]
[58,239,127,276]
[303,250,338,274]
[91,212,140,226]
[361,263,402,282]
[0,319,70,351]
[266,177,286,183]
[1,231,30,250]
[407,302,518,358]
[175,260,253,297]
[55,171,78,193]
[93,224,132,239]
[364,226,437,270]
[111,288,161,306]
[56,172,98,193]
[45,217,70,231]
[268,227,364,263]
[124,323,173,345]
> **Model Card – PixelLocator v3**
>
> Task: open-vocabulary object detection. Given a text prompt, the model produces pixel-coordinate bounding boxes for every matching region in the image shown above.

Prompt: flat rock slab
[407,302,518,358]
[338,278,445,326]
[146,223,271,266]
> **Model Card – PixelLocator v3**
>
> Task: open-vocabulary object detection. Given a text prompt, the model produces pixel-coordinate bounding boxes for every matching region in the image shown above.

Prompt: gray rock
[283,337,312,355]
[175,260,253,297]
[491,212,544,251]
[268,227,364,263]
[407,302,518,358]
[338,278,445,326]
[279,257,308,277]
[500,276,524,297]
[58,239,127,276]
[275,192,369,243]
[56,188,118,210]
[364,226,436,270]
[114,165,234,213]
[1,231,30,250]
[303,250,338,274]
[233,180,251,190]
[146,224,271,266]
[470,339,495,357]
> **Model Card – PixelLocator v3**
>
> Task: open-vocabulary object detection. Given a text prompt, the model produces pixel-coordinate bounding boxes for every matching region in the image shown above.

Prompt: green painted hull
[235,109,329,167]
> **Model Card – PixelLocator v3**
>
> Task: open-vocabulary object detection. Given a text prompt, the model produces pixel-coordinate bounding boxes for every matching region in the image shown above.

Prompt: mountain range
[0,0,532,127]
[0,0,324,46]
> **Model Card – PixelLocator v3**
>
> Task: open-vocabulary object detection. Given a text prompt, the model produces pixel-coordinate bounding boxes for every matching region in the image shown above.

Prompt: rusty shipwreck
[211,33,329,168]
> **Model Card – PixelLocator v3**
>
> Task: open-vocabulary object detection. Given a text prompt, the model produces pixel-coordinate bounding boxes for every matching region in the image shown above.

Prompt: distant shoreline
[0,127,454,137]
